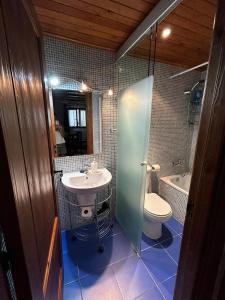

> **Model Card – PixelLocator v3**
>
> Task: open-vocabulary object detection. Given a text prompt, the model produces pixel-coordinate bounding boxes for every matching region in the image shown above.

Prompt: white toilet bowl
[144,193,172,240]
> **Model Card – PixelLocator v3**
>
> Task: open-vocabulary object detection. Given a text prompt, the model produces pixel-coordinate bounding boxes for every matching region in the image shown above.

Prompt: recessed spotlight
[161,28,171,39]
[49,76,60,87]
[108,87,113,96]
[81,80,88,91]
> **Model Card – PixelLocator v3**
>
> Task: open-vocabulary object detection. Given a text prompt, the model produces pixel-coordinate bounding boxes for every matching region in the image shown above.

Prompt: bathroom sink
[61,168,112,195]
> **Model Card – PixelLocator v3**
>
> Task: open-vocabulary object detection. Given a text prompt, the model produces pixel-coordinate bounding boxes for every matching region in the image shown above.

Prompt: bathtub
[159,173,191,224]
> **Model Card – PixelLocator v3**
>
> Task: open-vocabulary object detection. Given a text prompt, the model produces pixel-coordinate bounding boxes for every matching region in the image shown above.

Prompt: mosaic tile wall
[43,36,200,229]
[149,64,201,178]
[43,37,118,229]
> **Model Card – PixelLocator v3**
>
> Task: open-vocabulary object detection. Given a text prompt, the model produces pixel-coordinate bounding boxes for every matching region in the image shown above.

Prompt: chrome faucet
[80,164,90,175]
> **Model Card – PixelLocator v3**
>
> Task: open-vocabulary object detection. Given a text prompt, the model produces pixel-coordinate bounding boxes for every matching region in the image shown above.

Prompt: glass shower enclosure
[116,76,154,253]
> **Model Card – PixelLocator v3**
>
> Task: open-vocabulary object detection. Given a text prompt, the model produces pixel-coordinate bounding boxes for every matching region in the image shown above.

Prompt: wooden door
[174,0,225,299]
[0,0,62,298]
[0,5,42,298]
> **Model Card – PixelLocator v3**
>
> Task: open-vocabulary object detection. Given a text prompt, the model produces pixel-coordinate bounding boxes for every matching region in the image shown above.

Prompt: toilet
[143,166,172,240]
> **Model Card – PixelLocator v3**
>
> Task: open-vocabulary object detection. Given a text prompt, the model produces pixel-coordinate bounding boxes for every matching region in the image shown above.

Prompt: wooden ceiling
[33,0,217,68]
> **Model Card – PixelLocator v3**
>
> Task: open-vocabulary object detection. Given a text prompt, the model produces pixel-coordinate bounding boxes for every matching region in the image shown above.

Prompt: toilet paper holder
[140,162,160,171]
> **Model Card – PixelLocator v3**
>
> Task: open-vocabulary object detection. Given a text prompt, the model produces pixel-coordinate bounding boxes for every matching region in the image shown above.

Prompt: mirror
[48,78,102,157]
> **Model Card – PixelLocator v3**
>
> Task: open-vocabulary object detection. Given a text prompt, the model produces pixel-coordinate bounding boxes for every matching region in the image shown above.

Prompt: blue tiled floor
[62,218,183,300]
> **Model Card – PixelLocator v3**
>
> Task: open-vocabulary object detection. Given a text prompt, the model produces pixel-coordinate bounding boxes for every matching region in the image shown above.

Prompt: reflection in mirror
[48,78,102,157]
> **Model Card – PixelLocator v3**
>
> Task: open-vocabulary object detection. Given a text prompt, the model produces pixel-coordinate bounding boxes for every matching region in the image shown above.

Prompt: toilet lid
[144,193,172,217]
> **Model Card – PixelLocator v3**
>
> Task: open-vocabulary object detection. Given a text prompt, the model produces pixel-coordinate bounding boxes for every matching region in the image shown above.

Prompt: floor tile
[141,245,177,282]
[63,281,82,300]
[77,231,135,278]
[141,224,177,251]
[62,219,181,300]
[136,285,164,300]
[63,252,79,284]
[80,268,123,300]
[141,233,159,251]
[78,250,112,279]
[112,255,156,299]
[158,275,176,300]
[112,219,123,235]
[103,232,135,265]
[165,218,183,235]
[160,236,182,264]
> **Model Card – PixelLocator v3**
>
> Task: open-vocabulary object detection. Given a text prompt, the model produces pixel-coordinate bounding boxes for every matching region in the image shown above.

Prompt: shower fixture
[184,80,205,95]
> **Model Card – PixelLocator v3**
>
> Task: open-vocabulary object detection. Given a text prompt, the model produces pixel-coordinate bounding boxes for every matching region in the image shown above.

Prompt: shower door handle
[140,161,148,166]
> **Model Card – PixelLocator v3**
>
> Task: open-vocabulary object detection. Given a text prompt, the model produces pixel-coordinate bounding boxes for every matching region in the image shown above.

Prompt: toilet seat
[144,193,172,218]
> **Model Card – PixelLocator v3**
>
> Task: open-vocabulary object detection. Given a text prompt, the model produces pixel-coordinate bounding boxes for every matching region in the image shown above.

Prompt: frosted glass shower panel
[116,76,153,252]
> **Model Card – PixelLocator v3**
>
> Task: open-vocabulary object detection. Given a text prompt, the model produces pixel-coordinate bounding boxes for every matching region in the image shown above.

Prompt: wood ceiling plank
[109,0,154,13]
[131,47,205,67]
[182,0,216,18]
[34,0,132,33]
[33,0,216,68]
[131,48,198,68]
[50,0,137,27]
[174,4,214,30]
[41,24,121,50]
[140,34,210,57]
[137,40,209,63]
[79,0,144,21]
[35,6,127,38]
[159,21,211,49]
[155,46,209,64]
[158,29,211,51]
[143,0,161,5]
[38,15,126,42]
[166,14,213,39]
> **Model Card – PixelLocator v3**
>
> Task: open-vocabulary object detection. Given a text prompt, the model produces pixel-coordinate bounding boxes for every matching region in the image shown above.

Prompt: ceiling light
[108,87,113,96]
[49,76,60,87]
[161,28,171,39]
[81,80,88,91]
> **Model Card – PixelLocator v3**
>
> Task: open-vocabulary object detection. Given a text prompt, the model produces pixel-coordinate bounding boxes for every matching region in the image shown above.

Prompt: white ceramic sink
[61,168,112,195]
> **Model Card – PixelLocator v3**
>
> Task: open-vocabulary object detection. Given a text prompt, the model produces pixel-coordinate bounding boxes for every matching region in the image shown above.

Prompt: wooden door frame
[174,0,225,299]
[0,0,62,299]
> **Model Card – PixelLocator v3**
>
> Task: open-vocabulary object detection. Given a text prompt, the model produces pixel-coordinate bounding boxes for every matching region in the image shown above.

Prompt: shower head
[184,79,205,95]
[184,90,191,95]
